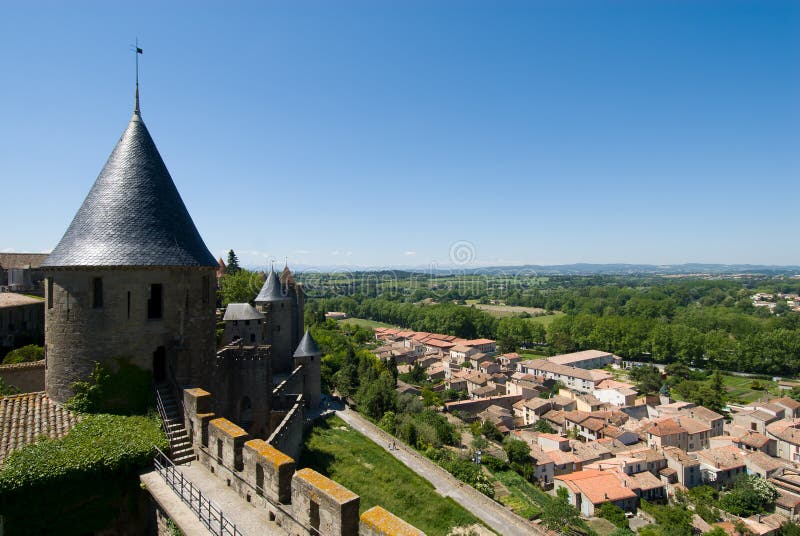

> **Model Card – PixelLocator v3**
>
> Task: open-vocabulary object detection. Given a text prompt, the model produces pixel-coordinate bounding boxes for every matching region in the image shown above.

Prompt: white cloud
[404,251,417,256]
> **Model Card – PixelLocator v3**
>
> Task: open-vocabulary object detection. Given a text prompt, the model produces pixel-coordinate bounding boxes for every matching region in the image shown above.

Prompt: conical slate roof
[294,330,321,357]
[41,107,215,268]
[254,269,289,303]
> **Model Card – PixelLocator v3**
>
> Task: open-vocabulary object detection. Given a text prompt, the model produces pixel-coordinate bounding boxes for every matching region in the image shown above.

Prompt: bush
[481,454,509,472]
[597,502,628,528]
[0,413,167,533]
[2,344,44,364]
[66,359,153,415]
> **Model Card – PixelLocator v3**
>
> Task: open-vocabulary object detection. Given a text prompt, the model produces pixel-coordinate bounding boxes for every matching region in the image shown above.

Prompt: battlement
[182,387,425,536]
[360,506,425,536]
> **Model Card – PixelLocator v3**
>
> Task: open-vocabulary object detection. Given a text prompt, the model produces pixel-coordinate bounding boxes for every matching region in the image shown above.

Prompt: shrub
[2,344,44,364]
[0,413,167,533]
[481,454,508,472]
[66,359,153,415]
[597,502,628,528]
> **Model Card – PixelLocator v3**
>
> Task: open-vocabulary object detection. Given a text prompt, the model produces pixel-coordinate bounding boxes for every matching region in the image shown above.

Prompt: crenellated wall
[267,393,305,461]
[181,388,426,536]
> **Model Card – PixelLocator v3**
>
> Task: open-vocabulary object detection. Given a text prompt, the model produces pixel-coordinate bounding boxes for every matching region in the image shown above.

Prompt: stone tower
[293,330,321,409]
[254,269,294,373]
[41,88,217,403]
[280,265,306,350]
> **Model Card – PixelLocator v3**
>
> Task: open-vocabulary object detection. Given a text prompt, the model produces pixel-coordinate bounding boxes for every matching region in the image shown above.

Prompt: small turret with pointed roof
[255,268,289,303]
[294,330,321,358]
[294,329,322,408]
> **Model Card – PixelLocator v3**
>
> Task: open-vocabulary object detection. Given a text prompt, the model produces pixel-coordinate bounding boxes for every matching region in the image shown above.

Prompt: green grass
[524,311,564,327]
[586,517,619,536]
[337,317,397,330]
[721,374,779,403]
[519,350,549,361]
[299,416,484,536]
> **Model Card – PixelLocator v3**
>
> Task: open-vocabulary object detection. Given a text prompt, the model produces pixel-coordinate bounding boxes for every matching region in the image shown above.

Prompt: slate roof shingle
[41,111,216,268]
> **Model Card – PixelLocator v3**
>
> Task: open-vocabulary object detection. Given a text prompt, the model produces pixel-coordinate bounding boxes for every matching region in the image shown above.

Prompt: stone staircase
[155,383,195,465]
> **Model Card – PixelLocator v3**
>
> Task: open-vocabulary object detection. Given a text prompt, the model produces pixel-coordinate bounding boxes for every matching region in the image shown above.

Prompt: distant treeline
[304,275,800,375]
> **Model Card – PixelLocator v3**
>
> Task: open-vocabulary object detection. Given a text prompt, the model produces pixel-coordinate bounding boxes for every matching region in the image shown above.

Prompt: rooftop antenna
[131,38,143,114]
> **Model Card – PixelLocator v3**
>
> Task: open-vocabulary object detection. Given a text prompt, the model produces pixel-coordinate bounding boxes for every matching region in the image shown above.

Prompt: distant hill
[282,262,800,276]
[432,263,800,276]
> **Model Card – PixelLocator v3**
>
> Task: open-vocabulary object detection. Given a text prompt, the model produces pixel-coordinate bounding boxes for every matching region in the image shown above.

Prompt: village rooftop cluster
[371,326,800,533]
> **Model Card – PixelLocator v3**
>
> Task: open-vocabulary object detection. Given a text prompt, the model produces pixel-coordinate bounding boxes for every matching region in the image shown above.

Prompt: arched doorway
[152,346,166,383]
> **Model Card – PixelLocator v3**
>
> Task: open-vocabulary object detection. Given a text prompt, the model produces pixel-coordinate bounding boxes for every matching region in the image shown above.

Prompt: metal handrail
[154,447,244,536]
[154,384,178,445]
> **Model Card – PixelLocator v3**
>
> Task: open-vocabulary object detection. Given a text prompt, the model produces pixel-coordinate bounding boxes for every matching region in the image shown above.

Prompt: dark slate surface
[254,269,289,302]
[294,330,321,357]
[42,112,216,268]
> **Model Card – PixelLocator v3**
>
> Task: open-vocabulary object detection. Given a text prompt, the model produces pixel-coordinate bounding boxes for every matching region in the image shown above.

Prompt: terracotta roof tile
[0,392,79,465]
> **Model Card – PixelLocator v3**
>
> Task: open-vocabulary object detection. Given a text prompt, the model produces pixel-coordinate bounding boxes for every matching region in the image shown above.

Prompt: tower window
[202,275,210,305]
[127,292,131,319]
[92,278,103,309]
[47,278,53,309]
[147,284,163,319]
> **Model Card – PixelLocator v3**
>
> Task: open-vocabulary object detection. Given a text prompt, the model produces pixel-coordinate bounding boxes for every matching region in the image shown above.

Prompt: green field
[519,350,549,361]
[722,374,779,404]
[524,312,563,327]
[299,416,484,535]
[337,317,397,330]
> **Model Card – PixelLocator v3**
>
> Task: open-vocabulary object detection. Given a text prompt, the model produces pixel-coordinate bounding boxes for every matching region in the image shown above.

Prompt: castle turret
[255,269,294,373]
[280,265,305,349]
[293,330,321,409]
[41,88,217,402]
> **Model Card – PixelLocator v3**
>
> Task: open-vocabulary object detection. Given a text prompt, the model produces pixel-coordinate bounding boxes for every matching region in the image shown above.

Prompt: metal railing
[154,447,244,536]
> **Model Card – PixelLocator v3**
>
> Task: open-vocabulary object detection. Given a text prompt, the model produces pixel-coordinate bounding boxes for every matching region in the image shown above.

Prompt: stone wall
[267,394,305,461]
[360,506,425,536]
[44,267,217,403]
[0,300,44,349]
[181,388,426,536]
[0,359,45,392]
[213,344,272,437]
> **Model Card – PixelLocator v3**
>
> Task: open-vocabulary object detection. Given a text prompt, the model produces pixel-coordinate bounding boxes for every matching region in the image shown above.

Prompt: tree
[597,502,628,529]
[630,365,663,394]
[226,249,241,274]
[503,438,531,465]
[720,475,779,516]
[219,269,263,306]
[386,356,398,385]
[541,487,580,532]
[534,419,556,434]
[481,420,503,442]
[356,370,397,420]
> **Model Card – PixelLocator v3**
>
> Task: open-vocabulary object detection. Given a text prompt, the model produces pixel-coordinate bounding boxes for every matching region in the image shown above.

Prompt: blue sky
[1,1,798,269]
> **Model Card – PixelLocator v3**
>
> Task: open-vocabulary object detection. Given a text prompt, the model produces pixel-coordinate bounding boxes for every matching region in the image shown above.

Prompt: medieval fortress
[31,88,425,535]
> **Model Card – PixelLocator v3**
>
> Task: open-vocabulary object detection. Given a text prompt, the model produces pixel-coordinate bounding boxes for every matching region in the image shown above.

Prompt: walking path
[335,407,548,536]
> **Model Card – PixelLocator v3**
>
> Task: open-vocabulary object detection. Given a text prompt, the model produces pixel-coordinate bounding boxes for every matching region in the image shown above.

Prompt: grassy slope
[299,416,482,536]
